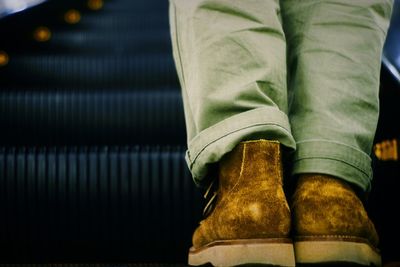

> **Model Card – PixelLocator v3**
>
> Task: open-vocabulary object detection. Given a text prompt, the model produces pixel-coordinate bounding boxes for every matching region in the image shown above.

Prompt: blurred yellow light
[374,143,382,159]
[88,0,103,10]
[374,139,398,161]
[64,9,81,24]
[33,26,51,42]
[0,51,9,67]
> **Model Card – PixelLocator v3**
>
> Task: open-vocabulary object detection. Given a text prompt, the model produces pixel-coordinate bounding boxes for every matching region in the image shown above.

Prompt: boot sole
[294,236,381,266]
[188,238,295,267]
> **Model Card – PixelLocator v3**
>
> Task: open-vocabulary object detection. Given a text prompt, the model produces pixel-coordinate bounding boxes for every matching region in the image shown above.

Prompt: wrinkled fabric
[169,0,393,191]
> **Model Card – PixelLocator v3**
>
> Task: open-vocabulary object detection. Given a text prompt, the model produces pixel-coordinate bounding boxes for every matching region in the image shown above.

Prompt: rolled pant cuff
[292,140,373,192]
[185,107,296,186]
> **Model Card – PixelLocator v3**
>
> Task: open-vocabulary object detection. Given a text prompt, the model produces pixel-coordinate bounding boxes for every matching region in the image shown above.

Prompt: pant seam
[296,139,372,159]
[292,156,370,178]
[294,141,371,169]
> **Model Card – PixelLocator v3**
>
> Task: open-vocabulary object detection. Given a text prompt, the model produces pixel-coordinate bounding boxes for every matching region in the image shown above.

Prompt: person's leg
[169,0,295,186]
[281,0,393,265]
[281,0,393,191]
[169,1,296,266]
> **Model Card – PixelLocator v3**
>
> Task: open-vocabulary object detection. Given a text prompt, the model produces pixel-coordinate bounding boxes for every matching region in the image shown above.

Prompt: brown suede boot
[188,139,295,267]
[292,174,381,266]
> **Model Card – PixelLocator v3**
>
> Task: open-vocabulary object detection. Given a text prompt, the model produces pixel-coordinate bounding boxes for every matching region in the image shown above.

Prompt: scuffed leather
[292,174,379,246]
[192,139,291,249]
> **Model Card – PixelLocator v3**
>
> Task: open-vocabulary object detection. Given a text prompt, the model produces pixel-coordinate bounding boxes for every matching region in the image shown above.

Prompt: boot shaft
[218,139,284,194]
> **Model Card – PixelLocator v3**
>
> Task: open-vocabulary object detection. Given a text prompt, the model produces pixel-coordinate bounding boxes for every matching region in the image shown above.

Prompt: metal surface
[0,0,46,18]
[383,0,400,83]
[0,146,202,262]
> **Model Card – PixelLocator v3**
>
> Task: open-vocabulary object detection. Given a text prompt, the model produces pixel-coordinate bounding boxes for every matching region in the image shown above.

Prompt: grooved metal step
[0,89,185,145]
[0,0,196,264]
[78,12,169,30]
[43,30,172,54]
[0,54,178,87]
[0,145,203,262]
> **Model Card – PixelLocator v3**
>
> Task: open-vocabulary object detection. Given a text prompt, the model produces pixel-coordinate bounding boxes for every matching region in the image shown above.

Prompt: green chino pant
[169,0,393,191]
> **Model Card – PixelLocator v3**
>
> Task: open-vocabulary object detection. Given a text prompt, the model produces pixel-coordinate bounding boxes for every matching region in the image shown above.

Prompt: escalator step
[101,1,168,13]
[0,11,171,53]
[39,30,172,54]
[78,12,169,31]
[0,54,179,87]
[0,8,170,34]
[0,145,202,262]
[0,89,185,145]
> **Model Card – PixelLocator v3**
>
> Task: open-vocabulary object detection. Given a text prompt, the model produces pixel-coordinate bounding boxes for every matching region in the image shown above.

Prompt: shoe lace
[203,179,218,218]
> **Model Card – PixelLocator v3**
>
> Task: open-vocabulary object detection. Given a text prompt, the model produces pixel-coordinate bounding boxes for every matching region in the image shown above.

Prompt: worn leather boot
[292,174,381,266]
[188,139,295,267]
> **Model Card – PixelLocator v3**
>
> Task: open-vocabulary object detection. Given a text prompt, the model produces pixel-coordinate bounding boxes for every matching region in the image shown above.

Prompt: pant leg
[280,0,393,191]
[169,0,296,186]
